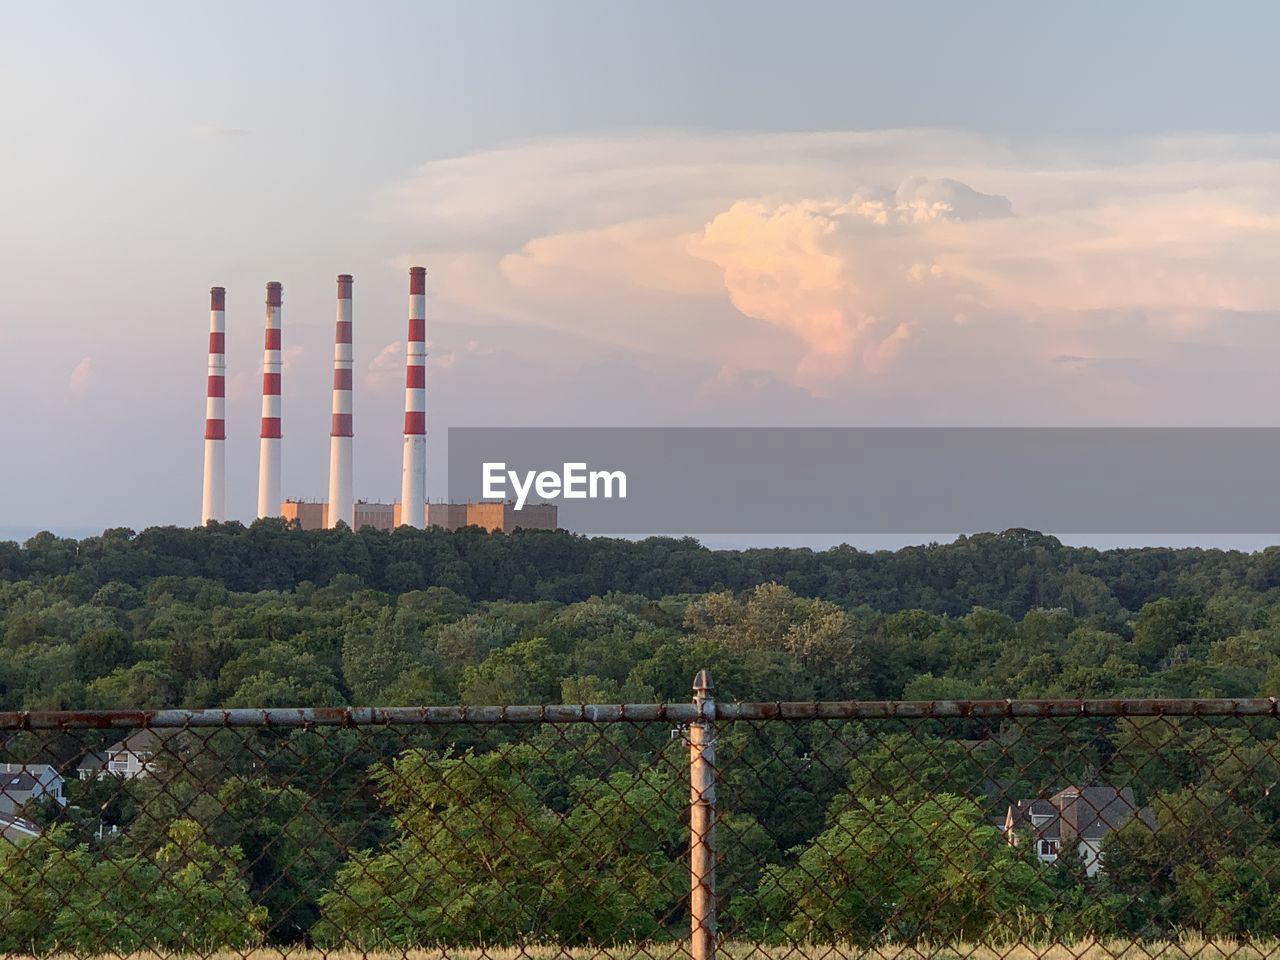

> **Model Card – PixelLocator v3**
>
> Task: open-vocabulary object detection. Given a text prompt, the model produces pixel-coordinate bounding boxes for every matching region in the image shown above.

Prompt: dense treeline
[7,523,1280,949]
[3,523,1280,710]
[6,521,1280,619]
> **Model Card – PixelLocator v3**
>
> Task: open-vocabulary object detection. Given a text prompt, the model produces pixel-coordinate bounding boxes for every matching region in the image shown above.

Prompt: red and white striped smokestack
[201,287,227,525]
[400,267,427,527]
[257,282,283,519]
[327,274,354,528]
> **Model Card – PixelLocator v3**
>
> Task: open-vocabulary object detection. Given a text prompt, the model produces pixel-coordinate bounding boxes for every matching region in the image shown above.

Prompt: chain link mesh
[4,693,1280,959]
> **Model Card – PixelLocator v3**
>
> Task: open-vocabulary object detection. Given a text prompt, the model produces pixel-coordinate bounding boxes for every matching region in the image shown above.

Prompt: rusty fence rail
[7,695,1280,729]
[5,678,1280,958]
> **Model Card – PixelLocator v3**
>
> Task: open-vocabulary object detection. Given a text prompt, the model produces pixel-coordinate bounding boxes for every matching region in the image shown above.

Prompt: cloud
[1054,354,1093,369]
[686,200,865,378]
[683,177,1010,379]
[894,176,1013,221]
[68,356,92,394]
[365,341,401,388]
[864,322,911,374]
[386,129,1280,399]
[842,177,1013,225]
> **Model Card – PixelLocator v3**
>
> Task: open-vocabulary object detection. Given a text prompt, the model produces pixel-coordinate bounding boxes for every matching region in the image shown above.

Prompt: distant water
[0,526,1274,552]
[0,526,100,543]
[697,533,1280,552]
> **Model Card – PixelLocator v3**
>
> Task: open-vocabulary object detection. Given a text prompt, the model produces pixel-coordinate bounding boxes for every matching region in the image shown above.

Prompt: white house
[1004,784,1155,877]
[77,730,161,780]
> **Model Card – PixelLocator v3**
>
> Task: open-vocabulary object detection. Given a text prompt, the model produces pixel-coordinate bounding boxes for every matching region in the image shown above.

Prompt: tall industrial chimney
[257,282,283,519]
[400,266,427,527]
[201,287,227,525]
[327,274,354,528]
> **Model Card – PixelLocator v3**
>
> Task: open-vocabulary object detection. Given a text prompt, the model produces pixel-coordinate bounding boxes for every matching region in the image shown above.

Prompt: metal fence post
[690,669,717,960]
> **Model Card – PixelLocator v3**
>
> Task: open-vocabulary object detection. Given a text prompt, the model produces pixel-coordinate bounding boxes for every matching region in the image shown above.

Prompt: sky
[2,2,1280,540]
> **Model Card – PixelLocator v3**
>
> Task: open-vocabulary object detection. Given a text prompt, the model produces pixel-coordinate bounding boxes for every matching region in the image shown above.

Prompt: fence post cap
[693,669,714,694]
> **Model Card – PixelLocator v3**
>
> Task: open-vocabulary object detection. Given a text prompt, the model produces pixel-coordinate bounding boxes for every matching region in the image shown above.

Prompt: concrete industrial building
[456,501,557,533]
[280,500,327,530]
[202,268,558,535]
[281,499,556,533]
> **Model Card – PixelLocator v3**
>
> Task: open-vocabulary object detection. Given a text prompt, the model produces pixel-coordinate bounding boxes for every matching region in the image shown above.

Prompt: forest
[5,521,1280,710]
[4,522,1280,950]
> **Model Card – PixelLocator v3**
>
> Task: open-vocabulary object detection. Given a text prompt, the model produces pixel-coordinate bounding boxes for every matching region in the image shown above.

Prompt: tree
[747,794,1055,945]
[844,732,989,804]
[0,821,265,953]
[458,636,569,704]
[314,745,561,948]
[1101,786,1264,937]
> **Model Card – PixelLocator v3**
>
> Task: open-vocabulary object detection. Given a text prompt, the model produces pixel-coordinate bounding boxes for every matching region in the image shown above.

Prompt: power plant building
[455,501,557,533]
[280,499,556,534]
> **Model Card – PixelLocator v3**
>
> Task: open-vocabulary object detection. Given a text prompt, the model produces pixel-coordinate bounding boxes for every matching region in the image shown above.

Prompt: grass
[7,941,1280,960]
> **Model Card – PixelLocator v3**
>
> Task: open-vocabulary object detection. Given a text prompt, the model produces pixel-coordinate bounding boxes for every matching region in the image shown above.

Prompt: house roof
[77,730,163,771]
[1005,785,1154,843]
[1053,786,1152,840]
[0,763,59,780]
[77,752,110,772]
[1007,799,1062,840]
[1,772,39,793]
[114,730,161,754]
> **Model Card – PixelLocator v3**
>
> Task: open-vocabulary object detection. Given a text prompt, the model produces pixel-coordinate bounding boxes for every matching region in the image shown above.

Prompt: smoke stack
[400,267,427,527]
[201,287,227,525]
[257,282,283,519]
[327,274,354,528]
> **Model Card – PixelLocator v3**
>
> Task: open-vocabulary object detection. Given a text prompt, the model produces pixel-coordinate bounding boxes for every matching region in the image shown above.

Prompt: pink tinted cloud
[68,356,92,395]
[388,130,1280,397]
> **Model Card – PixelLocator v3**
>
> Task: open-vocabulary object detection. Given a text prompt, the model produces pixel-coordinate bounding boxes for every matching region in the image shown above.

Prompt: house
[1003,784,1155,877]
[0,763,66,817]
[77,730,162,780]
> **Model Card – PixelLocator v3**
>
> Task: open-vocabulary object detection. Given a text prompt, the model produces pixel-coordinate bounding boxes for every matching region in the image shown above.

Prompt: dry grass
[9,941,1280,960]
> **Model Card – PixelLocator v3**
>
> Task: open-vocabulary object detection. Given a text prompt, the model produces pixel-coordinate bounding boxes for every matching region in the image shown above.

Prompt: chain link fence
[5,674,1280,959]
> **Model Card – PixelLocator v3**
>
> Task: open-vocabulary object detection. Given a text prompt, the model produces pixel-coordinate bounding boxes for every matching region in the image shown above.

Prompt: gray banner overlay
[447,428,1280,534]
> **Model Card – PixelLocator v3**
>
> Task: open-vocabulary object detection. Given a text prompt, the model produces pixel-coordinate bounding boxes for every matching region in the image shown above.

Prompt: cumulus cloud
[68,356,92,394]
[385,129,1280,399]
[687,200,883,379]
[684,177,1011,379]
[842,177,1013,225]
[895,176,1013,221]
